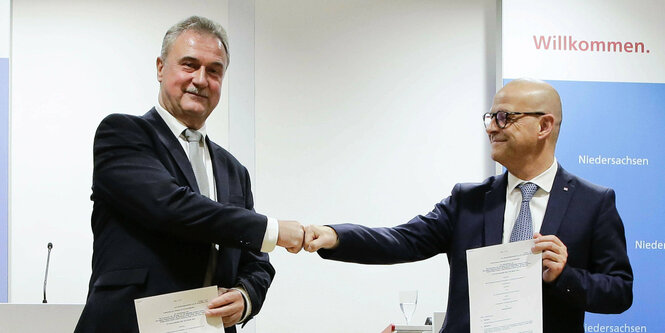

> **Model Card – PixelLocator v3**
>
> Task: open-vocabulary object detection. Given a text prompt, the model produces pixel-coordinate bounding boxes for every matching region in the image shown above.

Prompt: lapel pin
[563,186,569,191]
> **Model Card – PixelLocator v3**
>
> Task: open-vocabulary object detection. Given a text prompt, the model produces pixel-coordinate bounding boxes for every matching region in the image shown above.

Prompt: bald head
[498,78,562,142]
[487,78,563,179]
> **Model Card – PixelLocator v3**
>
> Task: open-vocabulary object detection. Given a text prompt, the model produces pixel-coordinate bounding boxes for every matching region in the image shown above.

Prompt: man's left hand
[532,233,568,283]
[206,288,245,328]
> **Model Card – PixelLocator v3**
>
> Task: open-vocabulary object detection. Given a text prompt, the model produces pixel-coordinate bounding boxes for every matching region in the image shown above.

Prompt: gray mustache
[186,87,208,97]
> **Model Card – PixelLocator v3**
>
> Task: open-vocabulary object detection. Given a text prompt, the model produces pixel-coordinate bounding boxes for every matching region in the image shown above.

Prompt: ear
[156,57,164,82]
[538,114,555,140]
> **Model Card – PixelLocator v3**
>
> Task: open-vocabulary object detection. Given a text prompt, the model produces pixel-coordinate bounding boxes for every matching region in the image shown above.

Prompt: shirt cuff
[232,286,252,323]
[260,217,278,253]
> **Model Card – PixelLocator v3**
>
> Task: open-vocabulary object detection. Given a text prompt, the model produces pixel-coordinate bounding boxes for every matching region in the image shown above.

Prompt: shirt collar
[507,158,558,194]
[155,102,208,139]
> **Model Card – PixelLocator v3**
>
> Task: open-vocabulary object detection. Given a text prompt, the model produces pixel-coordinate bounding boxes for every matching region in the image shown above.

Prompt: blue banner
[553,79,663,332]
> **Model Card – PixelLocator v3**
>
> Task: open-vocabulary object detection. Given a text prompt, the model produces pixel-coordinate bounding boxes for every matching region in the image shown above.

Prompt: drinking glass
[399,290,418,325]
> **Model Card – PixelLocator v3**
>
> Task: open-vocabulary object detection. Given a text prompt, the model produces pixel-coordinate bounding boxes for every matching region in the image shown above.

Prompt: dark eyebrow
[179,56,226,70]
[179,56,198,63]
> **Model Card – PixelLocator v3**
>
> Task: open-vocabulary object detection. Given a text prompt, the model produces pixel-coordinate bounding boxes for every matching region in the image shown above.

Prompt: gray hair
[160,16,230,65]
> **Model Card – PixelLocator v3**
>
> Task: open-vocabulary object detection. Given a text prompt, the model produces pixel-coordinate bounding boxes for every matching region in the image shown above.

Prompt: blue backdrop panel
[1,57,8,303]
[507,78,664,332]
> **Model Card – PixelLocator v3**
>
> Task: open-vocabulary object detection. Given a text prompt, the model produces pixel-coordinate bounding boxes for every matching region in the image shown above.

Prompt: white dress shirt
[502,159,558,244]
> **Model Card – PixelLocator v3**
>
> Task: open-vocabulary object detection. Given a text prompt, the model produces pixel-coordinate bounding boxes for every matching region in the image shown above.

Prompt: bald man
[304,79,633,333]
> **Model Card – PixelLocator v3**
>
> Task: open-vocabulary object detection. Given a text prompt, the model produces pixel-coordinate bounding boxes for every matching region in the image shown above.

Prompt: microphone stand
[42,242,52,303]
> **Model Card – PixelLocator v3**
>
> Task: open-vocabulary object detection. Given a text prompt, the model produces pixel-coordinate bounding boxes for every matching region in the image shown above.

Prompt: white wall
[10,0,229,303]
[0,0,8,58]
[253,1,497,332]
[9,0,498,332]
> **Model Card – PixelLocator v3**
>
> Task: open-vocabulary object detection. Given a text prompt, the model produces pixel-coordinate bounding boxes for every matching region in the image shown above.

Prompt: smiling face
[487,86,541,166]
[157,30,228,129]
[486,79,561,177]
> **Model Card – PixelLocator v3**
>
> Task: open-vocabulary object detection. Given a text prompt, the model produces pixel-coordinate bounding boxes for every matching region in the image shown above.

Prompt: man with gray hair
[75,16,304,332]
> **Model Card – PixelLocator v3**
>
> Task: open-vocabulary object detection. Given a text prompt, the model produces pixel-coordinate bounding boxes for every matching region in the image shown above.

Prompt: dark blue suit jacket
[320,165,632,333]
[75,109,275,333]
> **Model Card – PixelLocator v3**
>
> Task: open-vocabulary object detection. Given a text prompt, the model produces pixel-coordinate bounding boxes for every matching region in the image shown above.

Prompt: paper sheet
[467,240,542,333]
[134,286,224,333]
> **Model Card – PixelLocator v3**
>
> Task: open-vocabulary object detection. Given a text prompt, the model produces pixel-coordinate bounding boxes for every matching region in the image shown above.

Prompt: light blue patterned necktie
[510,182,539,242]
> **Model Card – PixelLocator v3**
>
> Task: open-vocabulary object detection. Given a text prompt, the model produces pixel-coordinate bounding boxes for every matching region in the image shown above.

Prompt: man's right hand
[304,225,339,252]
[277,220,304,253]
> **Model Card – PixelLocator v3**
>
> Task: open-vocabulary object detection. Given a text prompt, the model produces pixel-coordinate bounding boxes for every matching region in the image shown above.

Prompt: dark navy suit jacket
[75,108,275,333]
[320,166,632,333]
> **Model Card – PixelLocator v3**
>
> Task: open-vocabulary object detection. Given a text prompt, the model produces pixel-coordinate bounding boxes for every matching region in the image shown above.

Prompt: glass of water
[399,290,418,325]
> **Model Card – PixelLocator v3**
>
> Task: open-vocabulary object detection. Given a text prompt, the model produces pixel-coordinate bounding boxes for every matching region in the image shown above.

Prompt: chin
[490,152,506,165]
[181,104,209,115]
[181,96,208,109]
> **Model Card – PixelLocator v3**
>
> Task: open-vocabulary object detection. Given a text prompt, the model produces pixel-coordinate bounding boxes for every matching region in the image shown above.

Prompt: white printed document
[134,286,224,333]
[466,240,542,333]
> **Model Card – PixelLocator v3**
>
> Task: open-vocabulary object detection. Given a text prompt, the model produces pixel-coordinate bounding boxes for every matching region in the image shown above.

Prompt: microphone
[42,242,53,303]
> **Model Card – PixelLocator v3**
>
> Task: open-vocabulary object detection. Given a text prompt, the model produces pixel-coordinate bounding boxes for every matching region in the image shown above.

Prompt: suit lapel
[143,108,201,194]
[207,138,230,203]
[540,164,575,235]
[483,173,508,246]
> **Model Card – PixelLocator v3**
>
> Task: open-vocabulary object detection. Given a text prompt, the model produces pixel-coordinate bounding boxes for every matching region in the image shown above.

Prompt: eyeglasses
[483,111,546,129]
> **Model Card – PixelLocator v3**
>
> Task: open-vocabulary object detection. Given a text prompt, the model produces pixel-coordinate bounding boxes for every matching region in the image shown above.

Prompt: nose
[485,116,499,135]
[192,67,208,87]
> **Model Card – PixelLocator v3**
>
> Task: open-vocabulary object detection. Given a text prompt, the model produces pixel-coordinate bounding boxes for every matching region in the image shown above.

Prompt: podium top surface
[0,303,84,333]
